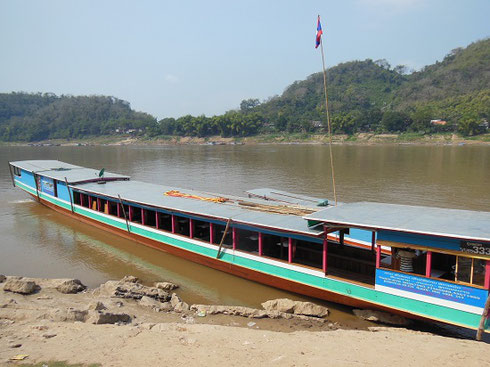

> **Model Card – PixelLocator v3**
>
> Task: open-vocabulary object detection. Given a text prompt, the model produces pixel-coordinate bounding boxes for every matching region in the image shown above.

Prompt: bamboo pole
[319,28,338,206]
[476,293,490,341]
[118,194,131,233]
[216,218,232,259]
[64,177,74,214]
[34,173,40,202]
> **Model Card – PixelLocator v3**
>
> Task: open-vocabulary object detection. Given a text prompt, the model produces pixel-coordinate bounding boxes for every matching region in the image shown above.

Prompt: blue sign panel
[41,177,55,196]
[376,269,488,309]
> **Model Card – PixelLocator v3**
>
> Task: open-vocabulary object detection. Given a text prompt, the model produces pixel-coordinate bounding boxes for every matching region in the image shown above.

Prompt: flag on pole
[315,15,323,48]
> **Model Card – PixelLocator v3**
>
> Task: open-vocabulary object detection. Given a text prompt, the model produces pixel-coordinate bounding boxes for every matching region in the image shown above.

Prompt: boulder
[353,309,411,326]
[174,301,190,313]
[121,275,140,283]
[190,305,268,319]
[88,311,132,325]
[139,296,163,310]
[138,295,175,312]
[170,293,190,313]
[3,278,37,295]
[48,308,89,322]
[114,282,171,302]
[291,301,329,318]
[55,279,86,294]
[261,298,329,318]
[160,302,174,312]
[93,280,119,296]
[170,293,182,308]
[190,304,326,322]
[261,299,296,314]
[0,274,6,283]
[155,281,179,291]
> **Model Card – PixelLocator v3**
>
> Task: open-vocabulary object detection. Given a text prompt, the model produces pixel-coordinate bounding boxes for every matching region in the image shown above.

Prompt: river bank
[3,132,490,147]
[1,275,489,367]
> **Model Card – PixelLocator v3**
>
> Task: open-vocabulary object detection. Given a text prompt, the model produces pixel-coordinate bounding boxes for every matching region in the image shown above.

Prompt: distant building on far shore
[479,119,489,130]
[430,119,447,126]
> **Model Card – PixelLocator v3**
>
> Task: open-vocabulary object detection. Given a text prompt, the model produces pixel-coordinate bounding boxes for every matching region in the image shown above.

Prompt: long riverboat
[8,160,490,332]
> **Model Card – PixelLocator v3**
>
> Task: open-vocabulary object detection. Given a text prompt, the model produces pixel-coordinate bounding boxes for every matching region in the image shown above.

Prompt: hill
[247,38,489,135]
[394,38,490,107]
[0,93,156,141]
[152,38,489,138]
[251,59,407,133]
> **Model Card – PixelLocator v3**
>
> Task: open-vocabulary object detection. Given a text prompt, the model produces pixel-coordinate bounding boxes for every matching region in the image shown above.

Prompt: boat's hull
[15,179,487,331]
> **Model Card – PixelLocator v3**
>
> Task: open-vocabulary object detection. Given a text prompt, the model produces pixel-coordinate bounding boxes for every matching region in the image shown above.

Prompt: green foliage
[380,111,412,132]
[242,38,489,137]
[0,93,156,141]
[394,39,490,108]
[152,111,264,138]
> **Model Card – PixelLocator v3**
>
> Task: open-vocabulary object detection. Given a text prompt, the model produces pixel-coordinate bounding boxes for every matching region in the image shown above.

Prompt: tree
[380,111,412,132]
[240,98,260,113]
[458,112,481,136]
[410,106,434,132]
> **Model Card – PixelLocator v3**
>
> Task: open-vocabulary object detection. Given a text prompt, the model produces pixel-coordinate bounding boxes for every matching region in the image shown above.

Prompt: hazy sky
[1,0,489,119]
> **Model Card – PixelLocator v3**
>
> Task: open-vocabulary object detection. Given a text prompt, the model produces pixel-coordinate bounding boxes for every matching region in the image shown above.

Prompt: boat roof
[10,160,130,184]
[73,180,324,237]
[304,202,490,242]
[10,160,80,172]
[246,188,329,208]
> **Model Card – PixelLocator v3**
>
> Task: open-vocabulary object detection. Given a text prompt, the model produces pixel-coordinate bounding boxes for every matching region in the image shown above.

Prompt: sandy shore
[1,276,489,367]
[4,132,490,147]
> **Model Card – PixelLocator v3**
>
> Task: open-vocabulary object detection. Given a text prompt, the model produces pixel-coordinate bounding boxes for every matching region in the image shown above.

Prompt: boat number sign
[460,241,490,256]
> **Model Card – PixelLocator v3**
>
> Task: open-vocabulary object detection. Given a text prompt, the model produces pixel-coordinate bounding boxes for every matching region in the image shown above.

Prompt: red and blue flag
[315,15,323,48]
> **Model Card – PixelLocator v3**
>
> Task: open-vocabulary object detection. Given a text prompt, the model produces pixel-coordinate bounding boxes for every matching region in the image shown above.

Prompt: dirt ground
[0,277,489,367]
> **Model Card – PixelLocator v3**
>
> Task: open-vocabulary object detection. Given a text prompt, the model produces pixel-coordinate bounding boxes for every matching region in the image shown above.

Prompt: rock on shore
[0,277,490,367]
[1,276,87,295]
[95,276,171,302]
[1,274,488,366]
[262,298,330,317]
[3,278,38,295]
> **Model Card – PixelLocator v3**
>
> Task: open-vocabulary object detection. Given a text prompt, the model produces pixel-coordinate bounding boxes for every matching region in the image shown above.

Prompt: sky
[0,0,489,119]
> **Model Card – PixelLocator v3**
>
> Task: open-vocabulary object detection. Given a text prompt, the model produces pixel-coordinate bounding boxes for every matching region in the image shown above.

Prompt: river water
[1,144,489,329]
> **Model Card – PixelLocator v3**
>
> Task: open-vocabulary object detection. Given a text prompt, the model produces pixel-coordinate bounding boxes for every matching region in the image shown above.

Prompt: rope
[320,39,338,206]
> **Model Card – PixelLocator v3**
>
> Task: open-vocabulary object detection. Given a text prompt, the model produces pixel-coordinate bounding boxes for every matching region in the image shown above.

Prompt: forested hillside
[1,38,488,141]
[0,94,156,141]
[153,38,489,138]
[394,39,490,107]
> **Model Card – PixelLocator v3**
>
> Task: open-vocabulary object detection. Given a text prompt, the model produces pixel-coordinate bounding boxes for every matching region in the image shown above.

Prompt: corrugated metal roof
[10,160,129,184]
[73,180,323,236]
[41,168,129,183]
[10,160,80,172]
[246,188,330,208]
[304,202,490,242]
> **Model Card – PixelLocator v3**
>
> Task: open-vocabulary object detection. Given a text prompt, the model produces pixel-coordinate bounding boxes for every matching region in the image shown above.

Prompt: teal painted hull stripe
[15,179,487,331]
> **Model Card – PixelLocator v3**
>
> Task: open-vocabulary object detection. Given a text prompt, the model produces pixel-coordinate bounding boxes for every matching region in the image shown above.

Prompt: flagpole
[318,25,338,206]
